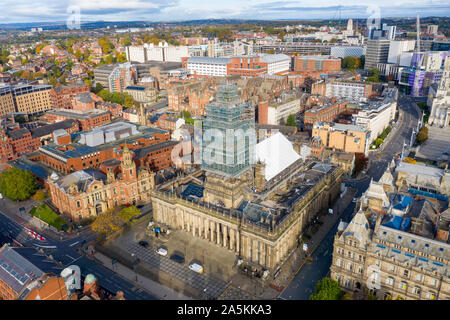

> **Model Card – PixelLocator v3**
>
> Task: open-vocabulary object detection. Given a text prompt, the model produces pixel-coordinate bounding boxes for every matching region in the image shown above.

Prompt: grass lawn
[30,204,66,230]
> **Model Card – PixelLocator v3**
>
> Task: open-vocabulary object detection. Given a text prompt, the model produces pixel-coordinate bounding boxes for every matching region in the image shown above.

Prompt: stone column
[267,246,272,269]
[229,228,235,251]
[181,210,185,230]
[223,224,228,248]
[192,214,196,237]
[204,218,208,240]
[187,212,191,233]
[236,230,240,254]
[252,239,258,262]
[260,242,266,267]
[216,223,221,246]
[210,220,214,242]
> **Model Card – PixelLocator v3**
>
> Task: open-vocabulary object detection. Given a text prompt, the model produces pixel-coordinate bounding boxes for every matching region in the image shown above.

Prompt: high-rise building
[207,35,216,58]
[365,39,391,71]
[387,40,416,65]
[347,19,353,32]
[94,62,137,93]
[427,25,438,35]
[0,84,52,115]
[126,43,189,63]
[201,83,255,177]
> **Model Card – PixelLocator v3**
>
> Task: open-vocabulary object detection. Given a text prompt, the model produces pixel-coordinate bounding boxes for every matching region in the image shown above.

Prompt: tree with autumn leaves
[91,205,141,238]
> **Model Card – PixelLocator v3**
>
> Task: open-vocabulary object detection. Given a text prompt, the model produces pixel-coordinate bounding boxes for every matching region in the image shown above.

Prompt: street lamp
[131,253,138,282]
[203,288,207,300]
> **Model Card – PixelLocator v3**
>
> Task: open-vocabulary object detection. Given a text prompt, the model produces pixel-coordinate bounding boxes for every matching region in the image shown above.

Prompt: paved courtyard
[416,125,450,161]
[113,222,237,299]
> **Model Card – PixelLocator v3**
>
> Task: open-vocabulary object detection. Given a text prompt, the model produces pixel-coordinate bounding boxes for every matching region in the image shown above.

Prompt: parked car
[170,253,185,264]
[138,241,149,248]
[189,262,204,274]
[156,247,168,256]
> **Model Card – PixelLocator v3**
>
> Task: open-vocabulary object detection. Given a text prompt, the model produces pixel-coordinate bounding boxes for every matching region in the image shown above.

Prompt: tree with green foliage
[104,54,113,65]
[93,83,104,94]
[360,55,365,69]
[416,126,428,144]
[342,56,360,71]
[309,278,343,300]
[286,114,298,127]
[366,67,380,83]
[14,115,27,124]
[116,52,127,63]
[0,167,37,201]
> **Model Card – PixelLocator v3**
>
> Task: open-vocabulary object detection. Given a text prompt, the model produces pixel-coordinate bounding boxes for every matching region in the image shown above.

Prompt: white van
[156,247,168,256]
[189,263,204,274]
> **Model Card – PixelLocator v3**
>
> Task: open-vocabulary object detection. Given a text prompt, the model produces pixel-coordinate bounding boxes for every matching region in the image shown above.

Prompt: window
[358,266,363,274]
[413,286,421,295]
[386,277,394,286]
[404,270,409,277]
[430,279,437,287]
[76,201,81,208]
[344,279,351,288]
[375,260,380,267]
[390,265,395,272]
[336,259,342,267]
[416,274,423,282]
[347,263,352,271]
[426,292,435,300]
[401,282,407,290]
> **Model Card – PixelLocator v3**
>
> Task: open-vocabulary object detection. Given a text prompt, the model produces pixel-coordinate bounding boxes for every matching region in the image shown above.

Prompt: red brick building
[293,55,341,73]
[303,98,349,130]
[38,124,171,174]
[227,57,268,77]
[50,83,90,109]
[47,146,156,222]
[45,109,111,132]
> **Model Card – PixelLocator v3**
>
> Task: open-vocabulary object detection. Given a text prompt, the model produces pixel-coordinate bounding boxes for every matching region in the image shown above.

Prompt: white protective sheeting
[255,132,300,181]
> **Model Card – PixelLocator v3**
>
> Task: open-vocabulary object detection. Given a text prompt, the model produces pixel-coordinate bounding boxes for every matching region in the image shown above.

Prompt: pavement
[93,250,192,300]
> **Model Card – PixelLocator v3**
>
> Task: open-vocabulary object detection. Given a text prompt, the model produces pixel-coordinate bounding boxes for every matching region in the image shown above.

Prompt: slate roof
[30,120,77,139]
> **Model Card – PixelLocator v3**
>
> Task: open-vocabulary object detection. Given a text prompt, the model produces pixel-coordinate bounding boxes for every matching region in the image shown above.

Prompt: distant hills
[0,17,449,31]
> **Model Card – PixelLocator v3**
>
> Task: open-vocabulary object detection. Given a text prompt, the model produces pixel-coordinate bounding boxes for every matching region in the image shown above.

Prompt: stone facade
[330,212,450,300]
[151,163,343,272]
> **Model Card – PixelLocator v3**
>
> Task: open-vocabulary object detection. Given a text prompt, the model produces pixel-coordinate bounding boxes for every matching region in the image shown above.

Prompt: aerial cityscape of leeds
[0,0,449,312]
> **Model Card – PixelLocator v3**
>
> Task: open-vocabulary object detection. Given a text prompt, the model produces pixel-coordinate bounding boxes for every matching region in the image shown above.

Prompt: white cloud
[0,0,448,23]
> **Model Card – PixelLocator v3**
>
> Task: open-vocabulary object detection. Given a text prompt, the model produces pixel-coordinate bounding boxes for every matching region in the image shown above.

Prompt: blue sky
[0,0,449,23]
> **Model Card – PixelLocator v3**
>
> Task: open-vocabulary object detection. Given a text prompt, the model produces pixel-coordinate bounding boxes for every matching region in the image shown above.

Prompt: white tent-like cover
[255,132,301,181]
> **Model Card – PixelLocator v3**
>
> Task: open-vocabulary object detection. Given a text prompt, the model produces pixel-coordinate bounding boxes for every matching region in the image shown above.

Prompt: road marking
[33,244,57,249]
[69,241,79,247]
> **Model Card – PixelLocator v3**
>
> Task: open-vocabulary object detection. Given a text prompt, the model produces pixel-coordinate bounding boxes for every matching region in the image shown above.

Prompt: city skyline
[0,0,450,24]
